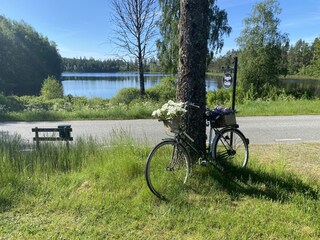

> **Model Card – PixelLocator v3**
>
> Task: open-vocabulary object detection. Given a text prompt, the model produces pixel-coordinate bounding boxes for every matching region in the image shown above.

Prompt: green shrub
[285,87,315,100]
[206,88,232,107]
[40,76,63,100]
[0,93,23,112]
[17,95,48,112]
[146,76,176,102]
[110,88,141,105]
[17,95,63,112]
[109,76,176,105]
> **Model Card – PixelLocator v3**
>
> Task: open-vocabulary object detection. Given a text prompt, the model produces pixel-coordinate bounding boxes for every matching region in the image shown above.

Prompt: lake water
[62,72,221,99]
[61,72,320,99]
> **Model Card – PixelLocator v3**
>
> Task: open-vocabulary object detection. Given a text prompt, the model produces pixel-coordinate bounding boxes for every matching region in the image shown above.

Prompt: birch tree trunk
[111,0,157,96]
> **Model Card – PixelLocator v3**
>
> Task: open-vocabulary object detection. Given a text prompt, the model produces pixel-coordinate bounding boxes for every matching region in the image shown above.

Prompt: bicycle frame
[160,101,244,164]
[167,122,241,163]
[164,122,215,162]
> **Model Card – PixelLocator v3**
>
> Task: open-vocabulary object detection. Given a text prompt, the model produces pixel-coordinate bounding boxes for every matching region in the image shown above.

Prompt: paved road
[1,115,320,145]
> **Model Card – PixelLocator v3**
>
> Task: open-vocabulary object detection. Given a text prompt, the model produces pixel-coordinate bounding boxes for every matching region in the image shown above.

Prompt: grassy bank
[0,132,319,239]
[1,98,320,121]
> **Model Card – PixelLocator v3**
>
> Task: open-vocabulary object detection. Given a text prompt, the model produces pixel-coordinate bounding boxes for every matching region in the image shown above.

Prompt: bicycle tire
[145,140,191,200]
[212,128,249,169]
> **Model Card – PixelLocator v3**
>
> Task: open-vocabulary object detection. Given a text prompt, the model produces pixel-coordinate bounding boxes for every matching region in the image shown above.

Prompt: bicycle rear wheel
[145,140,191,200]
[212,128,249,169]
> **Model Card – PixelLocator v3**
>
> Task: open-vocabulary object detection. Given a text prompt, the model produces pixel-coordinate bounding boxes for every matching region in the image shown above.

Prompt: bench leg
[35,128,40,149]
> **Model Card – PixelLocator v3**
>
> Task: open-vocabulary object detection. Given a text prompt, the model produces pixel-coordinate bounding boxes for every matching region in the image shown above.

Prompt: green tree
[62,57,134,72]
[156,0,180,73]
[40,76,63,100]
[157,0,231,74]
[208,49,239,73]
[299,37,320,77]
[236,0,289,98]
[0,16,62,96]
[287,39,312,74]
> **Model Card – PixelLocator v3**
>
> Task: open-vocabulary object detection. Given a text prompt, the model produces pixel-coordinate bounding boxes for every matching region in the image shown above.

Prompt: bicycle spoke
[213,128,249,169]
[145,141,190,200]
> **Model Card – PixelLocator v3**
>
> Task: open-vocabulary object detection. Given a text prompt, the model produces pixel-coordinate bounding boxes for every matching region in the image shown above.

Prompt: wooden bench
[32,124,73,148]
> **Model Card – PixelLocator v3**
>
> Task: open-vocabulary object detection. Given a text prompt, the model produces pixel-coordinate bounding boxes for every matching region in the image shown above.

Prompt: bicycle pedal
[200,160,208,167]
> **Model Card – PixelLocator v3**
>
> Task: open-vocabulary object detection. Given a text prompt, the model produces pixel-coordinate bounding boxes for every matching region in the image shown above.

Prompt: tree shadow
[0,197,13,213]
[193,160,319,203]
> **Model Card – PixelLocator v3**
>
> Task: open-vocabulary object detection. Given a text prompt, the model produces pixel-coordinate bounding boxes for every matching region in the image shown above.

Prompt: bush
[110,88,141,105]
[146,76,176,102]
[17,95,64,112]
[109,76,176,105]
[0,93,23,112]
[206,89,232,107]
[40,76,63,100]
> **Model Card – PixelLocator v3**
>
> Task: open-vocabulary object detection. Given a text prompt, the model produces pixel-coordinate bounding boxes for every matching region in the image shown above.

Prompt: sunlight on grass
[237,99,320,116]
[0,132,320,239]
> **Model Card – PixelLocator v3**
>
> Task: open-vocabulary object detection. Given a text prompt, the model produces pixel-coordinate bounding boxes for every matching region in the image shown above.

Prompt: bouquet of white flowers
[152,100,187,121]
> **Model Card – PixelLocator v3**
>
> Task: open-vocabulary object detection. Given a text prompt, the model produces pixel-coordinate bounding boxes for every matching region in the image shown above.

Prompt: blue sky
[1,0,319,60]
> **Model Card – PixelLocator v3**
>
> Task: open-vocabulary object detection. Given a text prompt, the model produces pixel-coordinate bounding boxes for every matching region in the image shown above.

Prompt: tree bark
[177,0,209,154]
[139,62,146,96]
[138,45,146,95]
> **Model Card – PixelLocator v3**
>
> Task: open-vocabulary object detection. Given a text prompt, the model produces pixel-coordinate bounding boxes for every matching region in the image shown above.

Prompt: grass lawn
[0,132,319,239]
[237,99,320,116]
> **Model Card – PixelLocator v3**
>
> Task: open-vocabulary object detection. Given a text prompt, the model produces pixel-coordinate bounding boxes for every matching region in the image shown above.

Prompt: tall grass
[2,98,320,121]
[0,132,320,239]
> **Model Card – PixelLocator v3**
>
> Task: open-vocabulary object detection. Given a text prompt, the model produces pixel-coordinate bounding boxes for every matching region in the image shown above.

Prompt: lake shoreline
[61,72,220,99]
[62,71,320,81]
[61,72,320,99]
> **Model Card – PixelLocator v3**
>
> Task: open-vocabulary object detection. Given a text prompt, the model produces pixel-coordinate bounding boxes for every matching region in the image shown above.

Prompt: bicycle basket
[211,113,237,128]
[163,118,180,132]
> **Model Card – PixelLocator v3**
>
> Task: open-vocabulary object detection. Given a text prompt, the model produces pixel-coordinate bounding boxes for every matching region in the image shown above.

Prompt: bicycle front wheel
[145,140,191,200]
[212,128,249,169]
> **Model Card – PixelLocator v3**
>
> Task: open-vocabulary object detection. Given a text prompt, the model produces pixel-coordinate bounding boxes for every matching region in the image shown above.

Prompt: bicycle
[145,102,249,200]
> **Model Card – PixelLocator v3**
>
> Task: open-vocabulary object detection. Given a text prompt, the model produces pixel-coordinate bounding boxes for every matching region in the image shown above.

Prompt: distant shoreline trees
[62,57,161,73]
[210,36,320,78]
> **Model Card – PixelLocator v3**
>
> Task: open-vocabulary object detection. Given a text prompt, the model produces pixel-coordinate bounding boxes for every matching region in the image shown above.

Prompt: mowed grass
[236,99,320,116]
[0,132,319,239]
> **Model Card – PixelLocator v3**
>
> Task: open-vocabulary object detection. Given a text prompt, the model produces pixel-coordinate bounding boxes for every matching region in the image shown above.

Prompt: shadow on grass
[0,197,13,213]
[192,161,319,203]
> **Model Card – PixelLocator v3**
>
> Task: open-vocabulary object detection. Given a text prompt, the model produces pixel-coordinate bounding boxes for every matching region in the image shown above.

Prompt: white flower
[151,100,187,121]
[152,109,160,117]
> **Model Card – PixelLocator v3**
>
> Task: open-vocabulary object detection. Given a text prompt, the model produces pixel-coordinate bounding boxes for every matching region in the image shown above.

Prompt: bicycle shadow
[193,161,319,203]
